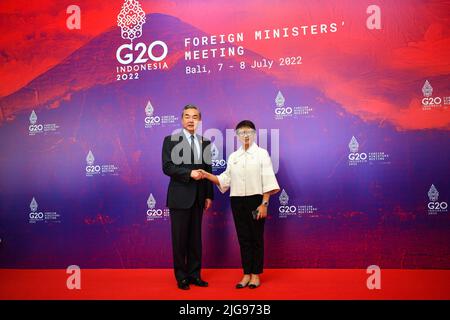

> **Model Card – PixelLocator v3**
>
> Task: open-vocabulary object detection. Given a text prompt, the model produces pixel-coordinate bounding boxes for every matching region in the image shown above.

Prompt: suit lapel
[171,132,189,149]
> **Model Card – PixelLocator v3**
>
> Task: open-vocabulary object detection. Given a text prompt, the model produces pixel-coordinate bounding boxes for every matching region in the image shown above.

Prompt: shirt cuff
[217,175,230,194]
[262,184,280,194]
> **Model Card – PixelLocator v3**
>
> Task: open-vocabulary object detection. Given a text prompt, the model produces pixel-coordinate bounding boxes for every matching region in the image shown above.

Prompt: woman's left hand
[256,205,267,220]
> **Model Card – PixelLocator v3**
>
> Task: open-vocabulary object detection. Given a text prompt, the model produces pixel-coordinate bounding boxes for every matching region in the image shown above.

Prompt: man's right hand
[197,169,209,179]
[190,170,203,180]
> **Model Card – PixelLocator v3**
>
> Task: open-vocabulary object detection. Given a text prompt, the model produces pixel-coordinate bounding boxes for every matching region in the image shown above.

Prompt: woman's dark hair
[235,120,256,131]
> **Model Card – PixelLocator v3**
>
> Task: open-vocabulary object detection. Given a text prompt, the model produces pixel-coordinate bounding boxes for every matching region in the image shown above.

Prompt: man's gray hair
[182,104,202,119]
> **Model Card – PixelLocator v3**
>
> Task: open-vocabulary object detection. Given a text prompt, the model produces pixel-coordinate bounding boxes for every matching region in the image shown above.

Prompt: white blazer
[217,143,280,197]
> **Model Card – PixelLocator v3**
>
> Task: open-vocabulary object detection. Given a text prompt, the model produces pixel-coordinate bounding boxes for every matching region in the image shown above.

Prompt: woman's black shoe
[248,282,260,289]
[235,282,249,289]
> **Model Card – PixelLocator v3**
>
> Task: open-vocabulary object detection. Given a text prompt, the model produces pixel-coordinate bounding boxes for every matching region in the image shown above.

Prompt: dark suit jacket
[162,131,214,209]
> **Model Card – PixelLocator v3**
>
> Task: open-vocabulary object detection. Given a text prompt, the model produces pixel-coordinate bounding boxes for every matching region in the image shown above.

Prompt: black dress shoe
[235,282,249,289]
[189,277,209,287]
[177,279,190,290]
[248,282,260,289]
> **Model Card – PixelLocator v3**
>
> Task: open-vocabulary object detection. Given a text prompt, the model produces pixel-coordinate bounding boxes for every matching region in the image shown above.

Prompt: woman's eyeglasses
[236,130,255,137]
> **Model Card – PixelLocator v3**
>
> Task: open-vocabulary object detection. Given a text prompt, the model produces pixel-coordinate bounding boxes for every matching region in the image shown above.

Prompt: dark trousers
[169,199,203,282]
[230,194,265,275]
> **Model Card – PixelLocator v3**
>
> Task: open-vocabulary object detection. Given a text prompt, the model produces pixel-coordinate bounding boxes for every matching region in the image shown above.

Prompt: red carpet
[1,269,449,300]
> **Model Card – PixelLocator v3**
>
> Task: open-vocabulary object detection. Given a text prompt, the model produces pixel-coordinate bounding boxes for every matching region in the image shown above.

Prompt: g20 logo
[147,209,163,217]
[279,206,297,213]
[29,124,43,132]
[116,41,168,65]
[29,212,44,219]
[422,97,442,106]
[86,165,101,173]
[428,201,448,210]
[275,107,293,115]
[212,159,226,167]
[348,153,367,161]
[144,116,161,125]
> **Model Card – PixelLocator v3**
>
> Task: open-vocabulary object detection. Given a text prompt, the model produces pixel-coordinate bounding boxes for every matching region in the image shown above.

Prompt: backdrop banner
[0,0,448,269]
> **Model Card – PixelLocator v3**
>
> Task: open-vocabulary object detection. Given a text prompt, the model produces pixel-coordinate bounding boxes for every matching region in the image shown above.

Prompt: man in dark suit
[162,104,214,290]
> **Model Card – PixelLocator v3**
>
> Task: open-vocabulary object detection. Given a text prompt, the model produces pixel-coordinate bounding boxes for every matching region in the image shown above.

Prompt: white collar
[182,129,197,141]
[236,142,258,156]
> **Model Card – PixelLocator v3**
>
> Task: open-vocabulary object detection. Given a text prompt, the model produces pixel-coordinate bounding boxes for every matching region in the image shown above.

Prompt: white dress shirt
[217,143,280,197]
[183,129,201,161]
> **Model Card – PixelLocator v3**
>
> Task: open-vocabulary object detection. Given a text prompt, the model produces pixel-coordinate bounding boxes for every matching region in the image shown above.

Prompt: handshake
[190,169,209,180]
